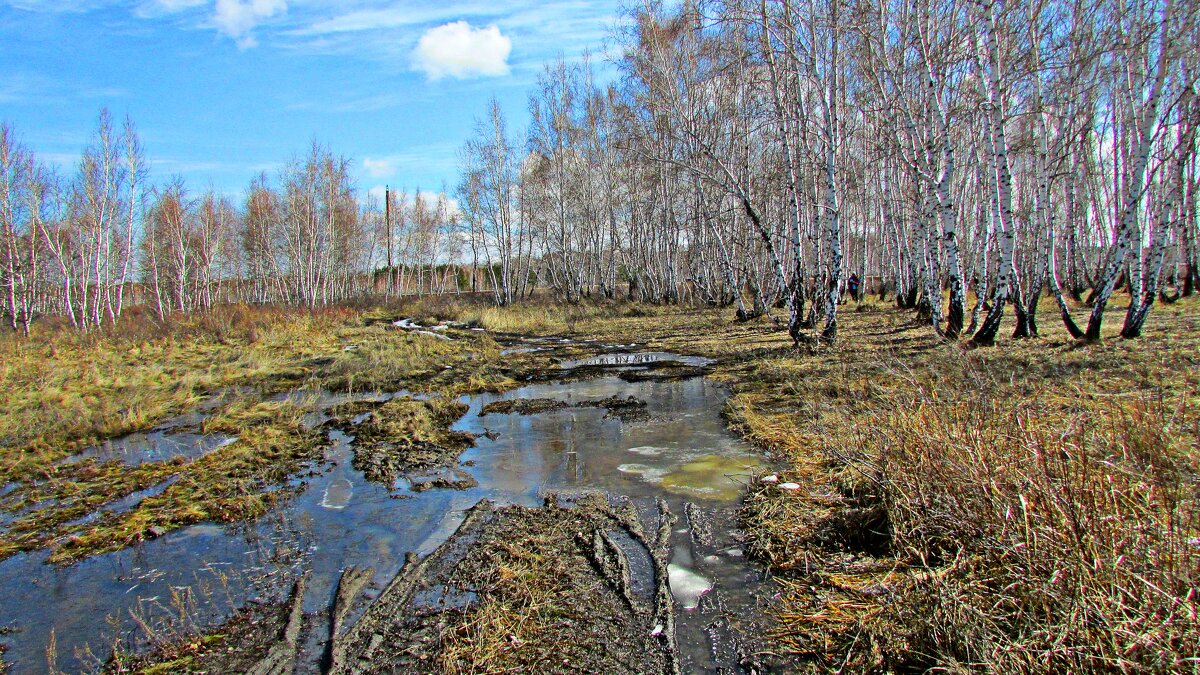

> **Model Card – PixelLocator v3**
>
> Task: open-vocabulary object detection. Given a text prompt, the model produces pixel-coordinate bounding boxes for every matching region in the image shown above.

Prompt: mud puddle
[0,349,774,673]
[66,430,237,467]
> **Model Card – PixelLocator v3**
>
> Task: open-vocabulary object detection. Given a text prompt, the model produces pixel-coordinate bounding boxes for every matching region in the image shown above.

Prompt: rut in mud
[0,336,784,673]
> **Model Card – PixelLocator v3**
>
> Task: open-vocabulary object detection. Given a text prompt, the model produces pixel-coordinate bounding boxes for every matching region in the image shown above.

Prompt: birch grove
[2,0,1197,345]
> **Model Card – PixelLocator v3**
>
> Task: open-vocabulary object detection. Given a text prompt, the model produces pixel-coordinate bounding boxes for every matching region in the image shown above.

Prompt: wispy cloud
[212,0,287,48]
[147,0,207,12]
[279,1,621,75]
[289,4,502,36]
[360,144,460,181]
[130,0,288,47]
[4,0,110,13]
[367,185,461,214]
[0,73,126,105]
[363,156,397,178]
[39,151,85,169]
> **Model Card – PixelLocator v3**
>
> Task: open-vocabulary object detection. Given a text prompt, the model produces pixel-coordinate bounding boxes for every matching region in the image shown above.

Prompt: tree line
[3,0,1197,345]
[0,112,472,334]
[459,0,1198,344]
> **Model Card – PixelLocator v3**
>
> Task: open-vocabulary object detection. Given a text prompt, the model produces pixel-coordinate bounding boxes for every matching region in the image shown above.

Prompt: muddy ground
[11,296,1192,674]
[122,494,783,675]
[329,496,675,674]
[71,319,786,675]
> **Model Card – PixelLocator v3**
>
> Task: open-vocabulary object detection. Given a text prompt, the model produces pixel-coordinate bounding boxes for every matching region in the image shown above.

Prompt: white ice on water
[617,463,668,483]
[668,564,714,610]
[320,478,354,509]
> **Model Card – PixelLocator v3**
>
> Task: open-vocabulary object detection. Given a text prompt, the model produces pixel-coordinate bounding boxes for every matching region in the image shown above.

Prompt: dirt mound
[328,397,474,488]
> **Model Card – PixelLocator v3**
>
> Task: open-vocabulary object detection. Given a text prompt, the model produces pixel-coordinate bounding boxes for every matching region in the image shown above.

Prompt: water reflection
[0,360,764,673]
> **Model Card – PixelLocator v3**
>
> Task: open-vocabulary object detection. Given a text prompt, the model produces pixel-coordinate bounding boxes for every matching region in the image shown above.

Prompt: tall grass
[726,297,1200,672]
[872,387,1199,672]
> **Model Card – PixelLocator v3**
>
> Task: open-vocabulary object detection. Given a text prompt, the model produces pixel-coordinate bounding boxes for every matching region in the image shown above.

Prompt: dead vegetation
[51,400,326,564]
[451,292,1200,672]
[329,396,475,486]
[329,496,677,675]
[481,395,649,422]
[480,398,569,416]
[715,298,1200,673]
[0,302,522,566]
[5,291,1198,672]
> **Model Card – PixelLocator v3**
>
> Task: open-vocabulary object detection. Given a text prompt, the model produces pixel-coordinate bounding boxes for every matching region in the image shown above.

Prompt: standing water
[0,352,774,673]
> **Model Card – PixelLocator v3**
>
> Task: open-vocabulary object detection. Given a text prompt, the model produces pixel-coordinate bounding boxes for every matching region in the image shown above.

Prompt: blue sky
[0,0,626,200]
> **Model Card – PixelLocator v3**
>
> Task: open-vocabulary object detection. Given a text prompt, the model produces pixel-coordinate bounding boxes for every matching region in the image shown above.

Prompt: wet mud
[0,333,786,673]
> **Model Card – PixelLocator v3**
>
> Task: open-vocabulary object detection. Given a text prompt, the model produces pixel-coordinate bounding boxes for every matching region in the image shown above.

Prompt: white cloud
[363,156,396,178]
[412,21,511,80]
[213,0,286,48]
[5,0,108,12]
[151,0,207,12]
[367,185,388,202]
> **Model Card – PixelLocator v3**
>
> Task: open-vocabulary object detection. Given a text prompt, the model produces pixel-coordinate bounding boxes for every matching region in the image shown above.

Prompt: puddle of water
[607,529,656,605]
[660,454,764,501]
[617,463,669,483]
[457,377,759,505]
[0,353,768,673]
[65,476,183,527]
[320,478,354,510]
[559,352,714,369]
[499,347,545,356]
[67,432,236,467]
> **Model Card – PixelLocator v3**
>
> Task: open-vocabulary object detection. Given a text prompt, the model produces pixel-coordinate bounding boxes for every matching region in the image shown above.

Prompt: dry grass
[395,292,681,336]
[0,301,517,565]
[0,304,356,483]
[50,399,324,564]
[512,291,1200,671]
[429,503,654,675]
[707,296,1200,672]
[6,289,1198,671]
[869,386,1199,672]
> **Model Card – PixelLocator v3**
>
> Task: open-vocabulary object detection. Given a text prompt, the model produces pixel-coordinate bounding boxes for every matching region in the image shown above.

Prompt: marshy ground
[1,294,1197,673]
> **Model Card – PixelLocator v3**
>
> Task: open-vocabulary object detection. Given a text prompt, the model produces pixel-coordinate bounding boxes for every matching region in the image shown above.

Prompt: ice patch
[668,564,713,610]
[626,445,667,456]
[617,463,667,483]
[321,478,353,509]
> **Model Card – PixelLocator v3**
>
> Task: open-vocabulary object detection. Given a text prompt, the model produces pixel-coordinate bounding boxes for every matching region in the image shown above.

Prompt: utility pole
[385,185,393,296]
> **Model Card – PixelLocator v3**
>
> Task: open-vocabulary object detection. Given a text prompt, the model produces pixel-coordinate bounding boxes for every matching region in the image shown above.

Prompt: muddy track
[324,495,683,674]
